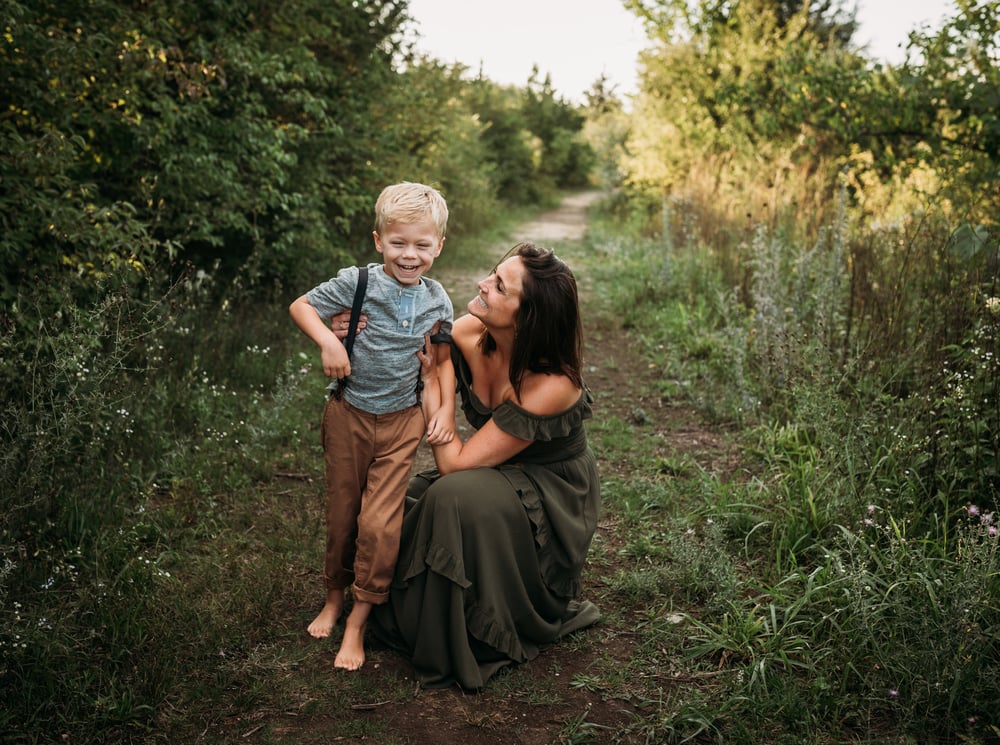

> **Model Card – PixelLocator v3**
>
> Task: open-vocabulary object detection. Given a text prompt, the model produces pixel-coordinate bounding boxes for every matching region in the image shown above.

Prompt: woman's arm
[430,418,530,474]
[430,372,581,475]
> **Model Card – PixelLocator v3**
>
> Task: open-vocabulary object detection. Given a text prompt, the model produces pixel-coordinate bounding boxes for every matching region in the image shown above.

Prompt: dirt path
[276,191,737,745]
[508,191,603,243]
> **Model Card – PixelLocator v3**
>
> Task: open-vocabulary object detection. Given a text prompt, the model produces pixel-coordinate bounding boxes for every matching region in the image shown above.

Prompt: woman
[333,242,601,689]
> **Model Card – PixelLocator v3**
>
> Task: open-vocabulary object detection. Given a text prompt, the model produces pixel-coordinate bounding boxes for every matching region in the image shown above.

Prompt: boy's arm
[417,335,442,420]
[435,341,456,421]
[417,333,455,445]
[289,294,351,379]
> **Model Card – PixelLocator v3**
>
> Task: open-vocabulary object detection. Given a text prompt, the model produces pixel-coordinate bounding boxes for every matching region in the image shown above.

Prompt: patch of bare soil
[269,191,741,745]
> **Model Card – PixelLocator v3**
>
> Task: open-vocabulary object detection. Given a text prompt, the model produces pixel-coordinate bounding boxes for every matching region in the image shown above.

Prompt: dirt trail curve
[509,190,603,243]
[426,190,606,317]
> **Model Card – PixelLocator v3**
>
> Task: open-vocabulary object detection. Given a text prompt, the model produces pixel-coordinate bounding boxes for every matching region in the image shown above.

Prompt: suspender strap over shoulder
[332,266,368,399]
[344,265,368,360]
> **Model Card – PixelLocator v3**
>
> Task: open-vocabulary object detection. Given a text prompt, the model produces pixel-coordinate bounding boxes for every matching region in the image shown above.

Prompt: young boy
[289,182,455,671]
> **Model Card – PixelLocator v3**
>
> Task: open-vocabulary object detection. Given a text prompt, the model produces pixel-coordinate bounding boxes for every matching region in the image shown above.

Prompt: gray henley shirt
[305,263,454,415]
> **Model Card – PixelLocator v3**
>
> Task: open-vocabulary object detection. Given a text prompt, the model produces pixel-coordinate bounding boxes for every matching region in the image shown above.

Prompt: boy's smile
[373,218,444,286]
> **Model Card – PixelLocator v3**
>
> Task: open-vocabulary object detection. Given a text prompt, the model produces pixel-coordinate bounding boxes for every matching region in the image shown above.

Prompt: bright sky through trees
[405,0,956,102]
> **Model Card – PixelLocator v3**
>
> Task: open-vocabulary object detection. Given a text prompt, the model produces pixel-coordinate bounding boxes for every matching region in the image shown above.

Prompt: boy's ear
[436,236,445,256]
[372,230,383,253]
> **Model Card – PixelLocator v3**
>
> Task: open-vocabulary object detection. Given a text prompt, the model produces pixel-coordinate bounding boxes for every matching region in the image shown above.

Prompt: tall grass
[0,268,327,742]
[589,186,1000,742]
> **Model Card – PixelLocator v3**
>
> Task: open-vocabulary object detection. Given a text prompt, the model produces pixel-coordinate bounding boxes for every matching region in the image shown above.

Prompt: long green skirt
[371,467,600,690]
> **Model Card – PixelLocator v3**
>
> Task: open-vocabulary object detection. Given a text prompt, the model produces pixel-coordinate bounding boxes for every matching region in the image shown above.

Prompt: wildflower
[981,512,993,525]
[989,526,997,537]
[867,504,876,515]
[967,504,980,518]
[985,296,1000,316]
[863,518,874,527]
[888,688,899,698]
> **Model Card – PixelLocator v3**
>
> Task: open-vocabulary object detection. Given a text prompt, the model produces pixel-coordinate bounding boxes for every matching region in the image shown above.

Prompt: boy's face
[373,218,444,286]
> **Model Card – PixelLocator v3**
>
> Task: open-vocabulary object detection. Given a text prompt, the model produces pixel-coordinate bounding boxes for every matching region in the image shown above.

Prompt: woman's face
[468,255,524,330]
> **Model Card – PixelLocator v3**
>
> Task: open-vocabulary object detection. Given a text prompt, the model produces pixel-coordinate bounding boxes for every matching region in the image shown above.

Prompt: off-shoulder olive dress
[370,348,601,690]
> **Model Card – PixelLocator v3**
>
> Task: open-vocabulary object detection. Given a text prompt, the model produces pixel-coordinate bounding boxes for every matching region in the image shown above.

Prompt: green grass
[578,202,1000,743]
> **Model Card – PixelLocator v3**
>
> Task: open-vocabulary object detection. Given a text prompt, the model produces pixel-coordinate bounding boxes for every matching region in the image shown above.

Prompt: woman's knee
[425,469,517,520]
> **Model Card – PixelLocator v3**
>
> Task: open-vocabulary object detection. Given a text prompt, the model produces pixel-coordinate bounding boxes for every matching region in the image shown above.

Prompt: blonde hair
[373,182,448,238]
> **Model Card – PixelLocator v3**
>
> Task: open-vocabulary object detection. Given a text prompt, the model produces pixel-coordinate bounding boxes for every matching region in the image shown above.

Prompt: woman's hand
[328,310,368,340]
[416,331,439,380]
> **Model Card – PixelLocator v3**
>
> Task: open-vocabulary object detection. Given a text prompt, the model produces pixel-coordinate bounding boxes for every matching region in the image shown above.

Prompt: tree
[0,0,410,301]
[522,67,595,189]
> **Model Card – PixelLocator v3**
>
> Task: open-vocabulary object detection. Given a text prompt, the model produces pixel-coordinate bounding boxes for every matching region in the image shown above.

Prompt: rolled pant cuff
[351,584,389,605]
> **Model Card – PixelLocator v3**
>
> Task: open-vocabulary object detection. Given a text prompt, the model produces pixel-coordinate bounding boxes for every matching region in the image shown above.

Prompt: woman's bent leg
[375,469,570,689]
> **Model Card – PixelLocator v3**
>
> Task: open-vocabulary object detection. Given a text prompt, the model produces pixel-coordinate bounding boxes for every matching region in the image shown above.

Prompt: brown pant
[321,396,424,604]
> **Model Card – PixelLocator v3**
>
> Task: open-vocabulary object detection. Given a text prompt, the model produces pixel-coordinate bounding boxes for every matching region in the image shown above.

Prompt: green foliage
[522,68,596,189]
[614,0,1000,265]
[588,1,1000,735]
[0,273,326,740]
[371,57,502,237]
[464,79,550,205]
[601,166,998,741]
[889,0,1000,217]
[1,0,596,303]
[0,0,400,302]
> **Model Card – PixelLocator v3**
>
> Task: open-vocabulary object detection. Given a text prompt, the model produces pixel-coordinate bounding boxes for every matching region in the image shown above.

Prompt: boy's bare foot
[334,622,366,670]
[334,600,372,671]
[307,589,344,638]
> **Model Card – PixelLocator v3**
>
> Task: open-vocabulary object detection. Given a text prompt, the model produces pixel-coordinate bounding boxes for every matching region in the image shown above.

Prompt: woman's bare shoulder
[452,314,484,347]
[517,372,581,416]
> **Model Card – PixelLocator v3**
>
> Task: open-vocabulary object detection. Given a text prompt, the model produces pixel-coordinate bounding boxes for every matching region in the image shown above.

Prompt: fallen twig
[641,670,730,683]
[274,471,313,480]
[351,700,392,711]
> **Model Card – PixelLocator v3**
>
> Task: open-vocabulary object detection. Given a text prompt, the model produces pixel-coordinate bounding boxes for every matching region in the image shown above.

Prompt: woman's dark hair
[480,242,584,397]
